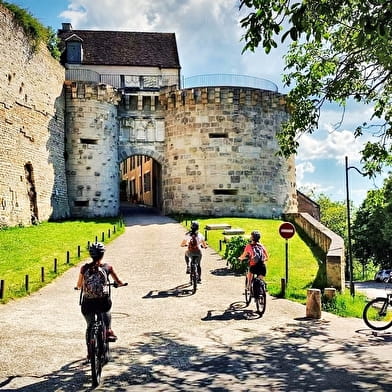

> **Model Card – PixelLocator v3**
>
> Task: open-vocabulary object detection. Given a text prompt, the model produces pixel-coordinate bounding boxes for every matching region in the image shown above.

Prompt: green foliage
[0,218,124,302]
[352,174,392,269]
[0,1,60,59]
[316,194,347,239]
[239,0,392,176]
[224,236,249,274]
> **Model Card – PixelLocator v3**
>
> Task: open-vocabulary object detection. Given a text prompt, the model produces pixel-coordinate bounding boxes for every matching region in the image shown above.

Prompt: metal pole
[345,156,355,297]
[285,239,289,285]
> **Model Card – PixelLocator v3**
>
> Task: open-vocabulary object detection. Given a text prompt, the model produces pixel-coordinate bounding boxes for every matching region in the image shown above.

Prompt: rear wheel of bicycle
[254,280,266,315]
[190,262,197,294]
[90,332,102,387]
[363,297,392,330]
[244,277,251,306]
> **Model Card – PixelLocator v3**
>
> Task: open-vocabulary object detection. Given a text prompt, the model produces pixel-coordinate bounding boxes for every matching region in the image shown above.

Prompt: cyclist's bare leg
[247,271,253,290]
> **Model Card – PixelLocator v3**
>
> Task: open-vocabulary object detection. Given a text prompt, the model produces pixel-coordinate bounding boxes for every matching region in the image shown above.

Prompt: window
[144,172,151,192]
[80,138,98,145]
[213,189,238,195]
[66,41,83,64]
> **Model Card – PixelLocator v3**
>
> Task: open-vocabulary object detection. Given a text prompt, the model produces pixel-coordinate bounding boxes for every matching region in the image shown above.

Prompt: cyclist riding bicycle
[238,230,268,290]
[180,221,207,283]
[75,242,126,356]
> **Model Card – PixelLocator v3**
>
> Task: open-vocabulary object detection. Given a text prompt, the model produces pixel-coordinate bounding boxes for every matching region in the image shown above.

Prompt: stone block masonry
[160,87,297,218]
[0,5,69,227]
[64,82,121,218]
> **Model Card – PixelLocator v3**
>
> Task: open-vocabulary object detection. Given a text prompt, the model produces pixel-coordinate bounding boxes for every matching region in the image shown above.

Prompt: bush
[224,236,249,274]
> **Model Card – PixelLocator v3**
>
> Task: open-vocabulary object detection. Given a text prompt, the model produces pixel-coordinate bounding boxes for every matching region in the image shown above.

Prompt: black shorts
[249,262,266,276]
[81,296,112,315]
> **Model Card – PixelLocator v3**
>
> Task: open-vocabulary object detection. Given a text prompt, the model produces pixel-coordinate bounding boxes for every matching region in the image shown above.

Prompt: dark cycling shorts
[81,296,112,315]
[250,262,266,276]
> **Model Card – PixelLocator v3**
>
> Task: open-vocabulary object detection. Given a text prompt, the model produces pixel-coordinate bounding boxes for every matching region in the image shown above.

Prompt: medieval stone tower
[160,87,297,217]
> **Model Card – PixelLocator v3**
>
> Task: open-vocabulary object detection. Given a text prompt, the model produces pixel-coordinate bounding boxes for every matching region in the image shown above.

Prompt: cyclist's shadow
[202,301,263,321]
[143,282,195,299]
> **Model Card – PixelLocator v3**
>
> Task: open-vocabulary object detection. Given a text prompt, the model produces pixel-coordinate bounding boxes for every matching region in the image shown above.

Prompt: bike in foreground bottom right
[362,293,392,331]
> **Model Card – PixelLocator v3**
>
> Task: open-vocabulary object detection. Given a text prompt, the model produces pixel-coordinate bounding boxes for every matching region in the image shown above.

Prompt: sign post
[279,222,296,284]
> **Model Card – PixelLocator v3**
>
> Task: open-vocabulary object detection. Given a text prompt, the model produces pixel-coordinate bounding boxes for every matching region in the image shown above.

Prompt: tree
[316,194,347,239]
[239,0,392,176]
[352,176,392,268]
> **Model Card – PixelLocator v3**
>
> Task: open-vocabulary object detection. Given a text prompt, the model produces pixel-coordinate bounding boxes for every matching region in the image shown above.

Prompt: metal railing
[65,68,180,90]
[182,73,278,92]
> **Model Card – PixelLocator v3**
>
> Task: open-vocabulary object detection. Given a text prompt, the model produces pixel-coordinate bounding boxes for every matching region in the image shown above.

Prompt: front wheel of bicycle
[363,297,392,331]
[90,331,102,387]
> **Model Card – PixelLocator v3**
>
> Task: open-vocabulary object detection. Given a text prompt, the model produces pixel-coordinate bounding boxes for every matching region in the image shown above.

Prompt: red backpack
[188,233,199,252]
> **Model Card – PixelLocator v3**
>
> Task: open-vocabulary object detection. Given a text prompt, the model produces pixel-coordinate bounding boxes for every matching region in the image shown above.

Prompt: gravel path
[0,207,391,391]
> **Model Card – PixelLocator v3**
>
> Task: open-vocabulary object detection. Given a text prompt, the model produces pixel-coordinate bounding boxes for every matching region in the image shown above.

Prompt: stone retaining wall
[287,212,346,291]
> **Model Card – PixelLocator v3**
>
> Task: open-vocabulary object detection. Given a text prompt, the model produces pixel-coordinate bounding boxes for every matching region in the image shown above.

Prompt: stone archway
[119,146,164,210]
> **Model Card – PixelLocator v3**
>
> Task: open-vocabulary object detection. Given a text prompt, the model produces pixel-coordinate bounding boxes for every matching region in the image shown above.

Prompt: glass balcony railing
[182,73,278,92]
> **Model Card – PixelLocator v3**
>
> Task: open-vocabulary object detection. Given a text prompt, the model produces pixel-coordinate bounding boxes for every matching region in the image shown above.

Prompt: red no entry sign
[279,222,296,239]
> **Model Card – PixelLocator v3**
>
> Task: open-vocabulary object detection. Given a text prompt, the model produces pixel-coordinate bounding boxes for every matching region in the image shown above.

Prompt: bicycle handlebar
[74,282,128,290]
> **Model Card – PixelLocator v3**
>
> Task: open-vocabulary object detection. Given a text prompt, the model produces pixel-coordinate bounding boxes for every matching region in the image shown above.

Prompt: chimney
[61,23,72,31]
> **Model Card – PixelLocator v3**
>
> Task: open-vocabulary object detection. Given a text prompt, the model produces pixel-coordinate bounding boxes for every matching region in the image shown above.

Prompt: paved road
[0,207,391,391]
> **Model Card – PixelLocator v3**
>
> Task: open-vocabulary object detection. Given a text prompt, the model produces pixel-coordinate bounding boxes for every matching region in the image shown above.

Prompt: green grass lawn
[0,218,124,302]
[180,216,368,318]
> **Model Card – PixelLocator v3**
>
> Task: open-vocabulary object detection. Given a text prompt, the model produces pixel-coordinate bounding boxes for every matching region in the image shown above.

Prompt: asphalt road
[0,206,391,391]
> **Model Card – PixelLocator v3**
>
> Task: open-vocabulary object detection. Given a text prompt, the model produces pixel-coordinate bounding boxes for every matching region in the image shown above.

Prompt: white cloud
[59,0,286,83]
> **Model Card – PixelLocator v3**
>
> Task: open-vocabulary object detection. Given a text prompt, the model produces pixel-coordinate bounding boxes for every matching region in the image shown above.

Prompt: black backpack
[252,244,265,264]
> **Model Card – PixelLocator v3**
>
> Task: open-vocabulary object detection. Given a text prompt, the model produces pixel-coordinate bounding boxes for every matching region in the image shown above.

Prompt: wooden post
[41,267,45,282]
[306,288,322,319]
[219,240,222,251]
[0,280,4,299]
[54,258,57,273]
[108,229,111,238]
[102,232,105,242]
[77,245,81,258]
[66,250,70,264]
[205,229,208,241]
[25,275,29,292]
[324,287,337,300]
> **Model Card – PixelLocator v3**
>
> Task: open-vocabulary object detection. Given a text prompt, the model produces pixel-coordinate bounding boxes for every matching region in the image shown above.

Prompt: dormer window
[65,34,83,64]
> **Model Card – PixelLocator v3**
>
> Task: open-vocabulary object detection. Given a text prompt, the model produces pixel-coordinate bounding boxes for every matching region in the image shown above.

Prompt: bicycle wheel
[90,329,102,387]
[244,277,251,306]
[190,262,197,294]
[254,279,266,315]
[363,297,392,331]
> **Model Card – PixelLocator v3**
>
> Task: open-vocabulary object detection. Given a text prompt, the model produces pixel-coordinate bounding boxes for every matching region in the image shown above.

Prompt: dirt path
[0,208,391,391]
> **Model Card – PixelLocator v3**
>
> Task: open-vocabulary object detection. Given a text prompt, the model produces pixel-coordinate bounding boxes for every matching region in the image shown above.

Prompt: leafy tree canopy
[0,0,60,59]
[239,0,392,176]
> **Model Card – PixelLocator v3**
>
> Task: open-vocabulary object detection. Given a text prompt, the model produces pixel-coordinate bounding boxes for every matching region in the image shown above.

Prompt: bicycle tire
[254,279,266,315]
[244,277,251,306]
[363,297,392,331]
[190,261,197,294]
[90,331,102,387]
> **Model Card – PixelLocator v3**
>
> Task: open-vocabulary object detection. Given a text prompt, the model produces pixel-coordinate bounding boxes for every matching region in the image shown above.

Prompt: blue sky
[11,0,388,206]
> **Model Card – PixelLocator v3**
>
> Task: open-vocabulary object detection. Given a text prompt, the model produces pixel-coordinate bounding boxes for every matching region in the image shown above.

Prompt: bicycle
[77,281,128,387]
[244,269,267,315]
[189,254,200,294]
[362,293,392,331]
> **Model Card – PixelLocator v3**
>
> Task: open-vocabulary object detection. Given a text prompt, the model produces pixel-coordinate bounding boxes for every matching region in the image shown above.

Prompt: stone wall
[64,82,121,217]
[0,5,69,227]
[288,212,345,291]
[160,87,297,217]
